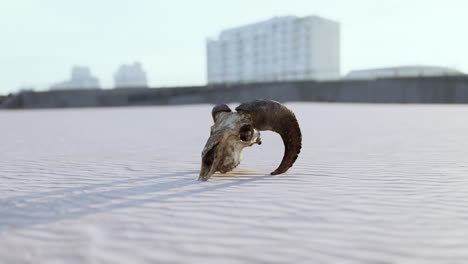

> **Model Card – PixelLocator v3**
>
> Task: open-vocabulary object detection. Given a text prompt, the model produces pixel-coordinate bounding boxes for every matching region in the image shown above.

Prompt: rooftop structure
[345,66,464,79]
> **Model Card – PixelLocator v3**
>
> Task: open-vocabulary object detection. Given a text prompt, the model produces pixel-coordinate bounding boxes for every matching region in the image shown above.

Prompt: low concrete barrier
[2,75,468,109]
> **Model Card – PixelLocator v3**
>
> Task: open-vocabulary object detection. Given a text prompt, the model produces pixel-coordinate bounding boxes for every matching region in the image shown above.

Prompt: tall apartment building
[207,15,340,84]
[114,62,148,88]
[50,66,100,90]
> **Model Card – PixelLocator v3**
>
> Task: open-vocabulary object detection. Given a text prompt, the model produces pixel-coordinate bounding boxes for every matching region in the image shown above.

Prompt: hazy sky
[1,0,467,93]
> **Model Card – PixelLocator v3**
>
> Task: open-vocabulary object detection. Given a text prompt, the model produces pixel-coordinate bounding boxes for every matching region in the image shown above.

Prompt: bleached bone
[199,100,302,181]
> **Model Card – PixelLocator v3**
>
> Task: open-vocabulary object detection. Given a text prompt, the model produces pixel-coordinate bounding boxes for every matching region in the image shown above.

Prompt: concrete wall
[2,75,468,109]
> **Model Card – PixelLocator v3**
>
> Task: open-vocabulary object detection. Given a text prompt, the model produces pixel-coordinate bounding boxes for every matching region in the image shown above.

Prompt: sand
[1,103,468,263]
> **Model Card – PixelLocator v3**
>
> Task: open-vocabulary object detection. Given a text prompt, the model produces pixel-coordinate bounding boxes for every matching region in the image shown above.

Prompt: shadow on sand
[0,169,273,231]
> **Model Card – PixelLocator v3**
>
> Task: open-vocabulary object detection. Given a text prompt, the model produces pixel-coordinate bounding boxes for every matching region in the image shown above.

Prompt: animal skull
[199,100,302,181]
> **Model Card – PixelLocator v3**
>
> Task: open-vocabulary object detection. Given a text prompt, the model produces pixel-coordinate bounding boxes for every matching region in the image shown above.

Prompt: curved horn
[236,100,302,175]
[211,104,232,122]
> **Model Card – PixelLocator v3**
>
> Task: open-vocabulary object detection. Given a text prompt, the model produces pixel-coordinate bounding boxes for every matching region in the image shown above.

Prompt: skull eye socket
[239,124,253,142]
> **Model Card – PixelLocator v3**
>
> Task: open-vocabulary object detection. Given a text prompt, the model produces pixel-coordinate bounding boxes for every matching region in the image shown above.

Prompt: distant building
[345,66,464,80]
[114,62,148,88]
[50,66,100,90]
[207,15,340,85]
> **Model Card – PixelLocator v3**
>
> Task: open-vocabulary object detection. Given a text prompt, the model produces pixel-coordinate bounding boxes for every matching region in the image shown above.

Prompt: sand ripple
[1,104,468,263]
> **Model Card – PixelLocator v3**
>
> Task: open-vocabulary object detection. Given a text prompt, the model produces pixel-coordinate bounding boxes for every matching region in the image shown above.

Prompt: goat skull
[199,100,302,181]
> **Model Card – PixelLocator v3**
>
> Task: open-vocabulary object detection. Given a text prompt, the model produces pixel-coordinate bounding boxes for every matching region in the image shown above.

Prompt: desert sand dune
[1,103,468,263]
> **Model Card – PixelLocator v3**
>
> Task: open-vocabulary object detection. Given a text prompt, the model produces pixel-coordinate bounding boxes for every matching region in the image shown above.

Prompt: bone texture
[199,100,301,180]
[211,104,232,122]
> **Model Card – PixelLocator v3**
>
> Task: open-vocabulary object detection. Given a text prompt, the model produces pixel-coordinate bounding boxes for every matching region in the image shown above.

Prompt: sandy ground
[1,103,468,263]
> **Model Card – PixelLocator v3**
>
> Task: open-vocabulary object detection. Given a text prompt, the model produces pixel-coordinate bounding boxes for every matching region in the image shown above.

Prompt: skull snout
[199,132,224,181]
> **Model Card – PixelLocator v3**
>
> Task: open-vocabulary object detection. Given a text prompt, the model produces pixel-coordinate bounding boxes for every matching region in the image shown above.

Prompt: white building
[207,15,340,85]
[114,62,148,88]
[51,66,100,90]
[345,66,464,80]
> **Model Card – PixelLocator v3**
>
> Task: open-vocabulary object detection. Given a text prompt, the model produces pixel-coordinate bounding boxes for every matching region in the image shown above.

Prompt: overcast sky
[1,0,467,93]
